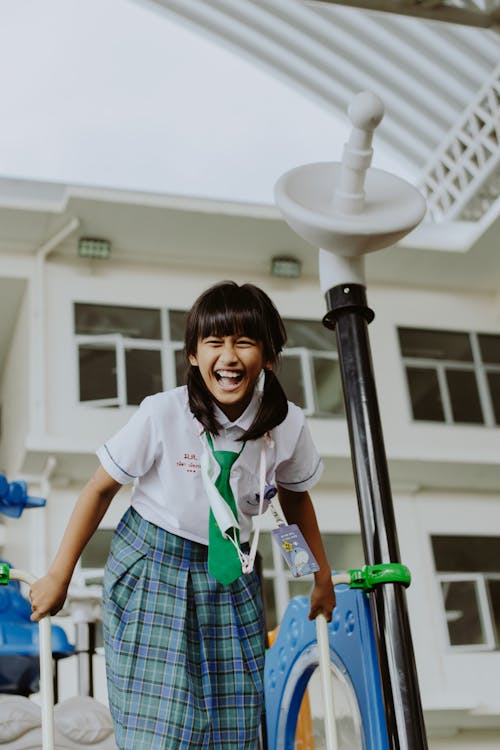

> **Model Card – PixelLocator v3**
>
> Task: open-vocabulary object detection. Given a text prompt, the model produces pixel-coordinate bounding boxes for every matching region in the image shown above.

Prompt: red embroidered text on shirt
[176,453,200,474]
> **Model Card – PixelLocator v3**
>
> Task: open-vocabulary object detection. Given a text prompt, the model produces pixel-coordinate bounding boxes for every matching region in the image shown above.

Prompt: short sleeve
[275,419,323,492]
[96,397,158,484]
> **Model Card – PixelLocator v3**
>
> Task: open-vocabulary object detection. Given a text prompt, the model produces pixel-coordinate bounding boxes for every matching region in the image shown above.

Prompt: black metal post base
[324,282,428,750]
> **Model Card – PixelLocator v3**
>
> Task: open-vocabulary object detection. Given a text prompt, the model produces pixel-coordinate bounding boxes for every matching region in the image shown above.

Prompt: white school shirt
[97,385,323,545]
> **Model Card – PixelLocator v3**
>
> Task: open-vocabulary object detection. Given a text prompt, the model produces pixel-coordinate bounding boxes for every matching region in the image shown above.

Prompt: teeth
[216,370,240,378]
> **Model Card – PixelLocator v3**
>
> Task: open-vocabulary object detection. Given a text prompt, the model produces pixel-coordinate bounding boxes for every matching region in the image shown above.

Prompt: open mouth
[215,369,244,388]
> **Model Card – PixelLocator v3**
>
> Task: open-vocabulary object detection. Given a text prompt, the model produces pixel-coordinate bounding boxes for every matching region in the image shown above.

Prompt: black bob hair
[184,281,289,440]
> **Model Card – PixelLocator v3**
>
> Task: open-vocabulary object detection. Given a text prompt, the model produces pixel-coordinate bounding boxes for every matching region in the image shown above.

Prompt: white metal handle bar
[313,572,352,750]
[10,569,55,750]
[316,612,339,750]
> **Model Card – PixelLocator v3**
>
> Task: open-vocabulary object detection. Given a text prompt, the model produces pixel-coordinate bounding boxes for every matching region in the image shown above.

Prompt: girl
[30,281,335,750]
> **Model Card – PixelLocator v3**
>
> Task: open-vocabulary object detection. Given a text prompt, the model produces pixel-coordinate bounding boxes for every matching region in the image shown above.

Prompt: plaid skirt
[102,506,265,750]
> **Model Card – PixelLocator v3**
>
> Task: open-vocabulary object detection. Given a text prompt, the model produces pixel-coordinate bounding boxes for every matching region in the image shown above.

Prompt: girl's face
[189,334,270,421]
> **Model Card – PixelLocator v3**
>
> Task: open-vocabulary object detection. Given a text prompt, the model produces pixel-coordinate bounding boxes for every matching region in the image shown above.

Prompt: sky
[0,0,409,205]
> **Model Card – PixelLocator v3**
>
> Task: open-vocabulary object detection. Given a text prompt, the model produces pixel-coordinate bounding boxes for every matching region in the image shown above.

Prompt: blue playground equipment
[0,473,75,698]
[0,473,46,519]
[0,564,75,696]
[265,580,390,750]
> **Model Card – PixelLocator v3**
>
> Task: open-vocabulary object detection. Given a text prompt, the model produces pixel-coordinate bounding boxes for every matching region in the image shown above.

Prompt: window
[398,327,500,425]
[75,303,343,416]
[432,535,500,649]
[74,304,187,407]
[261,532,364,631]
[280,319,343,417]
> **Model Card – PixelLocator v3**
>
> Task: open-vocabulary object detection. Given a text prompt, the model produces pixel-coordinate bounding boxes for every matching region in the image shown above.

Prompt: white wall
[1,254,500,745]
[0,286,30,475]
[31,259,500,470]
[429,730,500,748]
[409,492,500,715]
[261,481,500,730]
[370,284,500,466]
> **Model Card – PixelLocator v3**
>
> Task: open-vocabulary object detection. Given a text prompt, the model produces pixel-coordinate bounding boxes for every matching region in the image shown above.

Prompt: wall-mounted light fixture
[270,254,302,278]
[78,237,112,260]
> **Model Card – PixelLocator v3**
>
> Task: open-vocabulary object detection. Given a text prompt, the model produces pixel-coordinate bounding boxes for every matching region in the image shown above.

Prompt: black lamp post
[275,91,429,749]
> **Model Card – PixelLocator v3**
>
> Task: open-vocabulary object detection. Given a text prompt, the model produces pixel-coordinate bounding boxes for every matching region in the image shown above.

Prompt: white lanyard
[199,433,271,575]
[243,439,267,573]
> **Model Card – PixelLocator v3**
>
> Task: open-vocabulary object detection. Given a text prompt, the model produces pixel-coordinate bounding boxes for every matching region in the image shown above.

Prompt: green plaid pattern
[103,507,265,749]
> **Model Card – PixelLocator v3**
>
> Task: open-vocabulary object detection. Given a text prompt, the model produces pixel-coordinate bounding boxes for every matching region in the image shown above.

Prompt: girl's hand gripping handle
[30,573,69,622]
[309,575,335,622]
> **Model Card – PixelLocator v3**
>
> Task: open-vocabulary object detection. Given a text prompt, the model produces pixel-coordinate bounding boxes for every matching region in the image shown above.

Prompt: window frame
[436,571,500,651]
[76,333,168,407]
[282,347,316,416]
[75,306,183,407]
[399,328,500,426]
[76,333,124,407]
[280,349,342,419]
[281,317,342,419]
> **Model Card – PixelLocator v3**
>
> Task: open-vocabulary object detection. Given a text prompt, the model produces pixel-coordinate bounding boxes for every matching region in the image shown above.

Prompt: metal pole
[75,621,95,697]
[323,283,428,750]
[316,613,339,750]
[11,569,55,750]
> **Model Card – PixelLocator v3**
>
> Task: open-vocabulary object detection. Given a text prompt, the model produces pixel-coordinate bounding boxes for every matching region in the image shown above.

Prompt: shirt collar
[213,387,261,433]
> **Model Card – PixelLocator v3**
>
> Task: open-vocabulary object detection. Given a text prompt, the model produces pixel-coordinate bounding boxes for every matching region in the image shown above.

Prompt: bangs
[185,281,286,361]
[197,303,266,342]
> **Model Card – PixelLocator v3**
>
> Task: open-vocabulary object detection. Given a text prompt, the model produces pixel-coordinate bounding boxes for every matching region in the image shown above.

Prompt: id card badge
[272,524,320,578]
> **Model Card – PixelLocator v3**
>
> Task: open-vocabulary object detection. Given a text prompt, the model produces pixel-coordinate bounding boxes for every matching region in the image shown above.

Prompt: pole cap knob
[348,91,384,131]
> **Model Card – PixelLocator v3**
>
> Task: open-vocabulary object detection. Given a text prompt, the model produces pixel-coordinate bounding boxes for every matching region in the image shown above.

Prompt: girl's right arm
[29,465,122,622]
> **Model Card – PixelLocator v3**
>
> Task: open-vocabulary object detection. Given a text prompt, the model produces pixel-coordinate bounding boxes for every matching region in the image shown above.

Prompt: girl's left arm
[277,486,335,621]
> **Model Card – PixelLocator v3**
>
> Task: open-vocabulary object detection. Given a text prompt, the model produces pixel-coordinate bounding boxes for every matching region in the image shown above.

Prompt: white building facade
[0,178,499,747]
